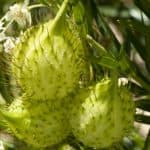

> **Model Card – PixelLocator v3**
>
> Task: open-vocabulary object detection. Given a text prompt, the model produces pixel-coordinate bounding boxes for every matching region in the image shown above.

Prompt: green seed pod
[69,78,135,149]
[1,95,69,148]
[11,0,90,100]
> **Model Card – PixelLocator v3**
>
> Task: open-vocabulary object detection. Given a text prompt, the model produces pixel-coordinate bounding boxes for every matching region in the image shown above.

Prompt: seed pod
[1,95,69,148]
[69,78,135,149]
[11,0,90,101]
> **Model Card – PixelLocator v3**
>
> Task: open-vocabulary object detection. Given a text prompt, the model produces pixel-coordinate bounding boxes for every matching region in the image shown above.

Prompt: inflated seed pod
[69,78,135,149]
[11,0,90,101]
[1,95,69,148]
[0,0,89,148]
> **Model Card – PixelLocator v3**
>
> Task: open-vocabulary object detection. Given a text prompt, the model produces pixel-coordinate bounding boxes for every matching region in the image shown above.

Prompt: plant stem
[48,0,69,32]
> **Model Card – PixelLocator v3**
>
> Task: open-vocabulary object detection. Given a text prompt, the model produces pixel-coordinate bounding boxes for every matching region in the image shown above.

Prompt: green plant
[0,0,149,150]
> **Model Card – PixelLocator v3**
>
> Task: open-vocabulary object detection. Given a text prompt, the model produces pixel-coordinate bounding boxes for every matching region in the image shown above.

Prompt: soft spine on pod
[69,78,135,149]
[11,0,90,100]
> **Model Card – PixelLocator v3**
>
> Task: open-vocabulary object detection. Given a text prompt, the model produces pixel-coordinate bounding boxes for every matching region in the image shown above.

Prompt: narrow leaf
[143,129,150,150]
[135,114,150,124]
[135,99,150,112]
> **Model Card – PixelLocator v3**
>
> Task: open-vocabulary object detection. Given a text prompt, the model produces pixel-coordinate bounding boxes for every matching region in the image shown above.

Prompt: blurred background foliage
[0,0,150,149]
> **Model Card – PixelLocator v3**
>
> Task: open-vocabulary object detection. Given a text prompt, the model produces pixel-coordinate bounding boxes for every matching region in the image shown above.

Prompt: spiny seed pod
[69,78,135,149]
[1,96,69,148]
[11,0,90,100]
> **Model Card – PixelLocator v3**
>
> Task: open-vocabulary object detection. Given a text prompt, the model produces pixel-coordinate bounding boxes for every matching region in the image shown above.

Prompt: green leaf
[97,56,118,70]
[143,129,150,150]
[135,99,150,112]
[134,0,150,18]
[135,114,150,124]
[92,0,120,52]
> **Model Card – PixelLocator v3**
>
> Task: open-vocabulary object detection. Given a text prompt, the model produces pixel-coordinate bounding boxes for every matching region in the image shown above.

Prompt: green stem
[48,0,69,32]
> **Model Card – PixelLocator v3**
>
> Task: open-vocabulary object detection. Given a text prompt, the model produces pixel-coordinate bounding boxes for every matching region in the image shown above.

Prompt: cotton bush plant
[0,0,149,150]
